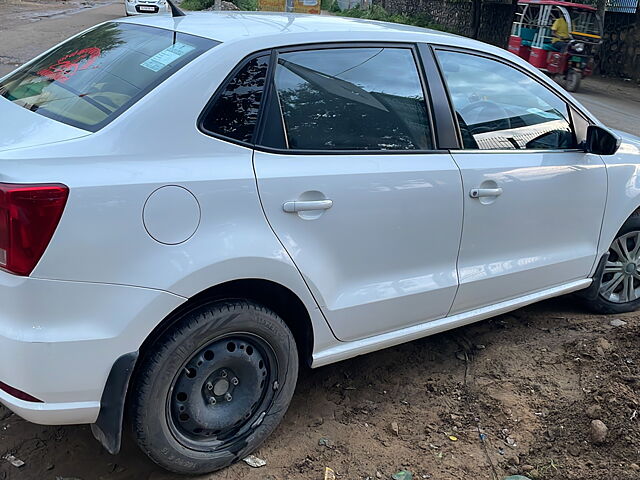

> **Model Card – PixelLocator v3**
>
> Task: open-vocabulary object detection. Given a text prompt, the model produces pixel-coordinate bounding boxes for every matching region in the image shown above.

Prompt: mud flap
[91,351,138,454]
[577,253,609,300]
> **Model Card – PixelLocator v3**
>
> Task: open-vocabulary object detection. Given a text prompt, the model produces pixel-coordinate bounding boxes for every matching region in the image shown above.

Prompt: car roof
[118,11,458,44]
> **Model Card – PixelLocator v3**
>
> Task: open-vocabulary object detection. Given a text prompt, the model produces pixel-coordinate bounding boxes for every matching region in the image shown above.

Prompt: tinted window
[202,55,270,143]
[436,51,576,151]
[0,23,216,132]
[273,47,432,151]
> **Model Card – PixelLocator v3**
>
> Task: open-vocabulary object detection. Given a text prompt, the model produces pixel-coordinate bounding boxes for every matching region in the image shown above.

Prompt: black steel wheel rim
[166,332,277,451]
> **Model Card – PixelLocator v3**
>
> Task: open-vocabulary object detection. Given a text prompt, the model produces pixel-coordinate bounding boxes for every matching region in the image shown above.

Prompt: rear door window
[0,22,217,132]
[272,47,433,151]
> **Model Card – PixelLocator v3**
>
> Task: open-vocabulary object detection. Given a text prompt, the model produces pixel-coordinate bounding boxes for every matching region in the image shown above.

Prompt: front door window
[436,50,576,151]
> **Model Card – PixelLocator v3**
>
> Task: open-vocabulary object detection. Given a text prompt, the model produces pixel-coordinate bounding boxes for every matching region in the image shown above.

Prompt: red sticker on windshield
[37,47,101,83]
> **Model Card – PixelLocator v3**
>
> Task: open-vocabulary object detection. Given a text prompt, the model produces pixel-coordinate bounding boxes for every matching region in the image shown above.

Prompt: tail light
[0,183,68,276]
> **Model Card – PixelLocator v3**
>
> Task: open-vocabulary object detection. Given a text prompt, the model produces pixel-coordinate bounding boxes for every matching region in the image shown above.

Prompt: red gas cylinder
[529,47,549,69]
[508,36,522,55]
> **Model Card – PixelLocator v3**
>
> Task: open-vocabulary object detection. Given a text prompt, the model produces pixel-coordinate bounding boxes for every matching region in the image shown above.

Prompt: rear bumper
[0,272,184,425]
[0,393,99,425]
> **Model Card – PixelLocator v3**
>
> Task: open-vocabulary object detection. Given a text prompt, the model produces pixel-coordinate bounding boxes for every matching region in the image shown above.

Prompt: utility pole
[471,0,482,39]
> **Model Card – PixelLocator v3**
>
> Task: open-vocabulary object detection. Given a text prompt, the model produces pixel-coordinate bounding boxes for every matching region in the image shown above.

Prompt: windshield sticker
[140,42,195,72]
[37,47,101,83]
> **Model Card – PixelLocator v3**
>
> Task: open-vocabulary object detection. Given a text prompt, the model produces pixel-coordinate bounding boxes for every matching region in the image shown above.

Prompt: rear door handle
[469,188,503,199]
[283,199,333,213]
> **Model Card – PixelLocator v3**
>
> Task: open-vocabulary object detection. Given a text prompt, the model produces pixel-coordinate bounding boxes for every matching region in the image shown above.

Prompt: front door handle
[283,199,333,213]
[469,187,503,199]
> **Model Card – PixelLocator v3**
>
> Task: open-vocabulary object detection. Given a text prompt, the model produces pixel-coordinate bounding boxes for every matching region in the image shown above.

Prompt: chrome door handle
[282,199,333,213]
[469,188,503,199]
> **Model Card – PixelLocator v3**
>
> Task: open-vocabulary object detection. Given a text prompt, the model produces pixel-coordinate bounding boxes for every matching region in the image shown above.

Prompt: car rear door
[433,47,607,314]
[253,44,463,342]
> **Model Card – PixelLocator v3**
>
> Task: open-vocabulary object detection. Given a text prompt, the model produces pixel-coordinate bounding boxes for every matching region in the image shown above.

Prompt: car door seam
[250,150,342,342]
[445,151,465,317]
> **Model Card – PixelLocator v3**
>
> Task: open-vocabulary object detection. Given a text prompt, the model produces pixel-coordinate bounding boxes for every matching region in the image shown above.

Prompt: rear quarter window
[0,23,217,132]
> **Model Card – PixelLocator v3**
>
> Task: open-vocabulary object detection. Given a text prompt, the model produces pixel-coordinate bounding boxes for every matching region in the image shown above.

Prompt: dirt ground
[1,2,640,480]
[0,0,120,78]
[1,296,639,480]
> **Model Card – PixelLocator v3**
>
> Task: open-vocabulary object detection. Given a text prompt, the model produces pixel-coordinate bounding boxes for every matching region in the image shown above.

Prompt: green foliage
[179,0,214,10]
[329,0,341,12]
[234,0,258,9]
[336,4,449,31]
[180,0,258,11]
[321,0,334,10]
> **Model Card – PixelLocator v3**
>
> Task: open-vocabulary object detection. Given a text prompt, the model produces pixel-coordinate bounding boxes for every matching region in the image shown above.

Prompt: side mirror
[586,125,621,155]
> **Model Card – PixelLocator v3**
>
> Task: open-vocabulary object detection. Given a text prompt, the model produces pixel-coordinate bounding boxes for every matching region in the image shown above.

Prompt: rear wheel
[583,216,640,314]
[129,301,298,474]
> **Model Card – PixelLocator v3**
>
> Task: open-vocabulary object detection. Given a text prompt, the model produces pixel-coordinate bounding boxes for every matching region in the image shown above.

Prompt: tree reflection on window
[203,55,269,143]
[274,48,432,151]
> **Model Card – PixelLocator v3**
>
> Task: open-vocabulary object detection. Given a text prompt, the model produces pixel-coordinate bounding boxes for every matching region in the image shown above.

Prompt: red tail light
[0,183,68,276]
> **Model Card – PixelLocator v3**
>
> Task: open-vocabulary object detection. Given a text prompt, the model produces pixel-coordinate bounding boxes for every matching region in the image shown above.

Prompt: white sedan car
[0,8,638,475]
[125,0,169,15]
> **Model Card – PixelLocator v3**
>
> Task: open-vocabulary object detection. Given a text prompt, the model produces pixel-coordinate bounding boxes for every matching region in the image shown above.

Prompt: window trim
[254,49,289,149]
[429,44,595,154]
[198,41,449,155]
[416,43,461,150]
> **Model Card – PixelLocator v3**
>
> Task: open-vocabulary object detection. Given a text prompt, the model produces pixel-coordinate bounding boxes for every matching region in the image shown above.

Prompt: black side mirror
[586,125,621,155]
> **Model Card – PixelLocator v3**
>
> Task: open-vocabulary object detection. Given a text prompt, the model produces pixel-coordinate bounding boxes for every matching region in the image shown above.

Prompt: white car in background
[125,0,169,15]
[0,6,639,476]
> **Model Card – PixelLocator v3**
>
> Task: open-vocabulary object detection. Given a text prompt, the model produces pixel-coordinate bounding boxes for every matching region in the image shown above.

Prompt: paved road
[0,2,639,137]
[575,78,640,138]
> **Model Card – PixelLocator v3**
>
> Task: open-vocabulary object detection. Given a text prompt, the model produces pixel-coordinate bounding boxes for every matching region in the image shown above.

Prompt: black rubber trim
[416,43,461,150]
[255,49,288,149]
[91,351,139,455]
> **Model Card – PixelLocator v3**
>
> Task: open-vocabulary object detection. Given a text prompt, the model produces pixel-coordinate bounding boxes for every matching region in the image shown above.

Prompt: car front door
[434,48,607,314]
[253,45,463,341]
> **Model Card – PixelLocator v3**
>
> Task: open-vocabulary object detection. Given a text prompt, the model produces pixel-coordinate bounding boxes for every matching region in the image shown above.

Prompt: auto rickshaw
[509,0,603,92]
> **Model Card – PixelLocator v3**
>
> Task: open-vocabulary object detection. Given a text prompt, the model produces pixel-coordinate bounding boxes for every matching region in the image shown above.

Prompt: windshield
[569,8,601,37]
[0,23,217,131]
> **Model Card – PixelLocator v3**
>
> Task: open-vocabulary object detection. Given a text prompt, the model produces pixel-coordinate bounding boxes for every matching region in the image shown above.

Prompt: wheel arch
[138,278,315,368]
[92,278,317,456]
[594,197,640,278]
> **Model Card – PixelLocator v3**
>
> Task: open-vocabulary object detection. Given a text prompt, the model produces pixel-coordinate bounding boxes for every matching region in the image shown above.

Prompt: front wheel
[583,216,640,314]
[128,301,299,474]
[566,69,581,92]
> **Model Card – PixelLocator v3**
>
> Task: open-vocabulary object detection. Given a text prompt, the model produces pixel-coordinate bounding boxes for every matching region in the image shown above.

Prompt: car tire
[582,215,640,314]
[128,301,298,474]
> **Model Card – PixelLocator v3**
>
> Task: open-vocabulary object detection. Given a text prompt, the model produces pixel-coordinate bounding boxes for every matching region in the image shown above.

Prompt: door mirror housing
[586,125,621,155]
